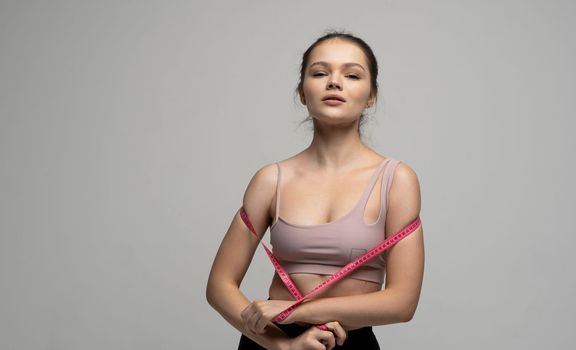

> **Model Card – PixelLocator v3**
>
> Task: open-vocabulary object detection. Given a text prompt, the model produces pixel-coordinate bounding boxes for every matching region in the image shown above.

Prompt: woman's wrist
[274,338,291,350]
[265,323,295,350]
[290,300,315,324]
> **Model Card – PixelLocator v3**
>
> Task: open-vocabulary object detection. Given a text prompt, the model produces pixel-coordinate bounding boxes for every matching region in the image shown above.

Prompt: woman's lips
[323,99,345,106]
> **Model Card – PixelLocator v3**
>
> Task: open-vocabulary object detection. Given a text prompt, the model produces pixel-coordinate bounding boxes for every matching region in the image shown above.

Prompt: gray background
[1,0,574,349]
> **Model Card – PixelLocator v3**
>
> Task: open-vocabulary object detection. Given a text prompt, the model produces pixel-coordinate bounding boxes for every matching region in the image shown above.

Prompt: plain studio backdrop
[1,0,574,349]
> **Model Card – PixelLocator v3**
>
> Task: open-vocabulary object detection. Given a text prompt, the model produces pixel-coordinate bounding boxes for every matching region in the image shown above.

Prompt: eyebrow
[308,61,366,71]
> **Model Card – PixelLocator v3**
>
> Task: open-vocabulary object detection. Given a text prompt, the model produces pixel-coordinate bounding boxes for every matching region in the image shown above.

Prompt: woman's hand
[319,321,347,347]
[241,300,348,349]
[240,299,296,334]
[280,322,346,350]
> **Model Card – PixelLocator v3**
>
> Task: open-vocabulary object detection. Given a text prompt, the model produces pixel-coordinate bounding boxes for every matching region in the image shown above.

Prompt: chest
[270,218,386,265]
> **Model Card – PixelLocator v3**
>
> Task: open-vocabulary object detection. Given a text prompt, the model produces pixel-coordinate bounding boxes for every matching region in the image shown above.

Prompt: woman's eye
[310,72,360,79]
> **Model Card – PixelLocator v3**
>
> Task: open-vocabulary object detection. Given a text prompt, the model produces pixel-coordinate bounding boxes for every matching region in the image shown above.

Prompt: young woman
[206,31,425,350]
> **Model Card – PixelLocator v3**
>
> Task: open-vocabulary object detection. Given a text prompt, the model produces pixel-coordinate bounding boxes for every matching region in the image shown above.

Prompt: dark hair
[296,30,379,138]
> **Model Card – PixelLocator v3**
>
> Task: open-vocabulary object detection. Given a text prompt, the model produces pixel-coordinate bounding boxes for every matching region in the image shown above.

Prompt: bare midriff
[268,272,382,325]
[269,272,382,299]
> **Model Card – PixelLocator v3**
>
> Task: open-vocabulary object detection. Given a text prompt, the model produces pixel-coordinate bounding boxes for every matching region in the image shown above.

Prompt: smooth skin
[206,39,425,349]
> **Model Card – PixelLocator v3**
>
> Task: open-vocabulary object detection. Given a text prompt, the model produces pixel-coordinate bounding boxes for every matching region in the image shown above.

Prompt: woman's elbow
[205,277,222,309]
[399,311,414,323]
[206,295,215,310]
[205,283,216,307]
[206,278,239,310]
[398,303,418,322]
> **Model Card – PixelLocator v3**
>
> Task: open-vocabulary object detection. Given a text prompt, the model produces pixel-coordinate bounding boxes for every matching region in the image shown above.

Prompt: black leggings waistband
[238,322,380,350]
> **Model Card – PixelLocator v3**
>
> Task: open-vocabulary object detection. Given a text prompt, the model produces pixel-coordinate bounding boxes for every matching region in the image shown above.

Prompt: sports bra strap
[274,162,282,223]
[383,159,401,210]
[358,158,392,211]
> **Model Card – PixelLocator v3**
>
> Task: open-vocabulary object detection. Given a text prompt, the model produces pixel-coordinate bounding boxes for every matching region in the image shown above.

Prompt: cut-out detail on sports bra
[272,158,392,229]
[269,157,401,284]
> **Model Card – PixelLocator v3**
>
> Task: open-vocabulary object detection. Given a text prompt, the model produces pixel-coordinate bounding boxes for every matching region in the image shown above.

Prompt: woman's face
[301,39,374,125]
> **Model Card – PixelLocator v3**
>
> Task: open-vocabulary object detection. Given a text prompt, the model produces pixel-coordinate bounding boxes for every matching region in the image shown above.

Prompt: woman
[206,31,425,350]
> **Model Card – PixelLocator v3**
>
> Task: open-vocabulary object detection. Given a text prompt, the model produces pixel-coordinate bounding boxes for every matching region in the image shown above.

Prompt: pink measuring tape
[239,206,421,330]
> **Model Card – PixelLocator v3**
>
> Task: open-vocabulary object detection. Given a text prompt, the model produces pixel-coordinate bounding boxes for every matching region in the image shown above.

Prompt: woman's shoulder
[244,162,280,196]
[243,153,301,188]
[387,158,421,215]
[241,161,282,233]
[389,157,419,183]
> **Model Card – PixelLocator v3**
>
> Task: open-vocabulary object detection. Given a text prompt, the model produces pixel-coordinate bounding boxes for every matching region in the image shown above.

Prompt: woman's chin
[311,114,361,127]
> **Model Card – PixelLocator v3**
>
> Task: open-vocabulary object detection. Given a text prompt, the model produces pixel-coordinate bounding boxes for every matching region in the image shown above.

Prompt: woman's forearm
[206,281,290,350]
[291,289,418,330]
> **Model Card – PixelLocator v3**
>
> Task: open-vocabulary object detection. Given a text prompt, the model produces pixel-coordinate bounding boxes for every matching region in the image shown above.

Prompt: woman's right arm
[206,163,288,348]
[206,164,341,350]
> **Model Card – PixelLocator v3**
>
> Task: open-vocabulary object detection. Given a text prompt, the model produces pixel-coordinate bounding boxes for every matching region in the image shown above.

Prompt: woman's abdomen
[268,272,382,300]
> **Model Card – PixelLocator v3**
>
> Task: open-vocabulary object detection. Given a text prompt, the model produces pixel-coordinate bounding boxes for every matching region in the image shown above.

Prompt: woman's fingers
[322,321,348,346]
[242,303,348,347]
[240,302,262,334]
[241,300,281,334]
[291,327,336,350]
[254,313,269,333]
[317,328,336,350]
[241,299,296,333]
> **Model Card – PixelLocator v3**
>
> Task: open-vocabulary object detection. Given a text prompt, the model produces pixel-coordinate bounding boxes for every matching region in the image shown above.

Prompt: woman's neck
[304,120,372,170]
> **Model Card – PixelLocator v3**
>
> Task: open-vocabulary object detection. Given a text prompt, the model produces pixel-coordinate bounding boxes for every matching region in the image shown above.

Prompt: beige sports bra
[269,157,401,284]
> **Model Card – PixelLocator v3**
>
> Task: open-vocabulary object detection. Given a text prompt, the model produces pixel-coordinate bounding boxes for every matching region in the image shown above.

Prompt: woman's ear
[366,93,376,108]
[299,91,306,105]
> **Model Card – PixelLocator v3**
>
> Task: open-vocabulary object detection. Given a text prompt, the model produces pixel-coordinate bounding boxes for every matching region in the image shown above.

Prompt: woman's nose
[327,79,342,90]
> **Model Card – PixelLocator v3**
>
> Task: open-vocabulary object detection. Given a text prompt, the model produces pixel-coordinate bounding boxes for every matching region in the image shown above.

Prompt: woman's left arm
[291,162,425,330]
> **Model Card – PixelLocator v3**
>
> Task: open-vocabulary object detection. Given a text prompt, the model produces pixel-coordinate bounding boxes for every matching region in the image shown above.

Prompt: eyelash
[312,72,360,80]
